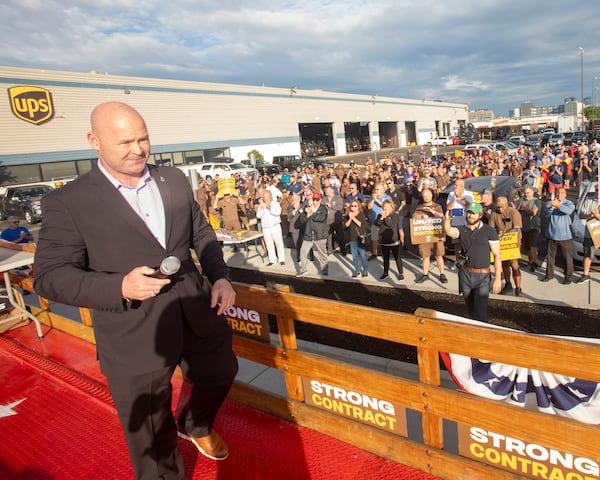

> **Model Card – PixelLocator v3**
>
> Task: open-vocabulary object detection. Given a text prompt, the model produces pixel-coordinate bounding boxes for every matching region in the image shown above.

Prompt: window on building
[41,161,79,182]
[0,164,42,185]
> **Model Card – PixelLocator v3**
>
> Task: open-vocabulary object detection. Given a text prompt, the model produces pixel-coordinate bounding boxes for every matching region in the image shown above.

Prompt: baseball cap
[312,192,322,200]
[466,202,483,214]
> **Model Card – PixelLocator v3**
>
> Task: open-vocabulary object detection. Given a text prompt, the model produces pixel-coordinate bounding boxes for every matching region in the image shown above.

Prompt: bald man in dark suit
[34,102,238,480]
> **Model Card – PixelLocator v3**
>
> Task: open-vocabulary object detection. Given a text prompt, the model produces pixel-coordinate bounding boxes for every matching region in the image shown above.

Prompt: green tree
[584,106,600,121]
[246,149,264,161]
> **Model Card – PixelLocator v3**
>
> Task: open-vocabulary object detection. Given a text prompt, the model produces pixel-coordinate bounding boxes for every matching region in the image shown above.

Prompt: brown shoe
[177,425,229,460]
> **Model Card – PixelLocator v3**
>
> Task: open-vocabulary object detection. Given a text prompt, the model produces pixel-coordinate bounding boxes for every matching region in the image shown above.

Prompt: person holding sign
[488,197,523,297]
[444,203,502,323]
[412,189,447,284]
[576,184,600,284]
[214,179,248,231]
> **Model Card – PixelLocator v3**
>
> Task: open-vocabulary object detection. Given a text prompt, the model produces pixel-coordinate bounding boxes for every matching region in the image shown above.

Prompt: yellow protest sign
[587,219,600,248]
[491,230,521,262]
[410,217,445,245]
[468,190,481,203]
[217,177,235,196]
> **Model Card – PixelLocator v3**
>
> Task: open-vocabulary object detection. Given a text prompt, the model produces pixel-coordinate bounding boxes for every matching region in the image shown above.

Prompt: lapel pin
[159,176,165,182]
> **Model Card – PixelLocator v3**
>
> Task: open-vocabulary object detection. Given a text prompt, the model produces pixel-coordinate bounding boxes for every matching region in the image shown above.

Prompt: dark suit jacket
[34,163,231,377]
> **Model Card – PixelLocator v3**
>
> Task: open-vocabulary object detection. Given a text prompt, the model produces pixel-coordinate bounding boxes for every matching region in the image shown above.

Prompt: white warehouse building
[0,66,468,185]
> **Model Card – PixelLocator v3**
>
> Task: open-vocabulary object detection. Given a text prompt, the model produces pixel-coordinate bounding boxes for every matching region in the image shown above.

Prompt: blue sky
[2,0,599,116]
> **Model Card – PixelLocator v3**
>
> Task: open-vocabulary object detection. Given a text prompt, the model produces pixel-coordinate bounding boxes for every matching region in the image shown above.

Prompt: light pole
[579,47,585,131]
[593,76,598,131]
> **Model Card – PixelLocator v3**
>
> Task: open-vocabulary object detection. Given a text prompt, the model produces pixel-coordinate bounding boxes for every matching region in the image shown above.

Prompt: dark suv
[241,159,280,176]
[272,155,305,172]
[570,131,588,145]
[0,184,54,223]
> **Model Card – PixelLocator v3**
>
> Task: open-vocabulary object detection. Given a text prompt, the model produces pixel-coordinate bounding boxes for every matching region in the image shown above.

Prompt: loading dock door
[299,123,335,157]
[344,122,370,152]
[405,121,417,146]
[378,122,398,148]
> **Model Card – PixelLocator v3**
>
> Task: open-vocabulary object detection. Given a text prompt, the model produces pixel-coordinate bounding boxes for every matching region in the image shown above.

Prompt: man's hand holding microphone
[122,256,180,301]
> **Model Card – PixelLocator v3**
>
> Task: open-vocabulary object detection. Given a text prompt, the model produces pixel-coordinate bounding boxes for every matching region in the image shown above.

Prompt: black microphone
[150,256,181,279]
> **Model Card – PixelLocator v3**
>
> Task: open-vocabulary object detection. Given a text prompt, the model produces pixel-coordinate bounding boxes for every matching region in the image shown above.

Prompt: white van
[463,144,494,153]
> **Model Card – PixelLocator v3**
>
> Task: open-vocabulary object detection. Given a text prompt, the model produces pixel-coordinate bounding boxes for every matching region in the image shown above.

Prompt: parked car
[272,155,333,172]
[436,176,522,251]
[570,131,589,145]
[436,176,522,213]
[463,143,494,154]
[306,157,335,170]
[571,182,600,264]
[524,134,543,149]
[272,155,305,171]
[488,141,519,155]
[177,162,258,183]
[241,158,280,176]
[507,135,526,145]
[209,156,235,163]
[540,132,557,147]
[0,183,55,223]
[427,136,453,147]
[547,133,565,146]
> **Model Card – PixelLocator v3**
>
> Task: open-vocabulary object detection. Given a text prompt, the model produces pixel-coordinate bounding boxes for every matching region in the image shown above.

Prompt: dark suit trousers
[106,322,238,480]
[546,239,574,280]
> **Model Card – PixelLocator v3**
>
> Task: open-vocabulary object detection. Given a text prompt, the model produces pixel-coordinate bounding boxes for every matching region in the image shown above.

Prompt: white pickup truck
[426,136,453,146]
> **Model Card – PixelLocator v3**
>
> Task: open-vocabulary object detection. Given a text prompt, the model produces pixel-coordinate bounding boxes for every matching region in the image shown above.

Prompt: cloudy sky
[2,0,599,116]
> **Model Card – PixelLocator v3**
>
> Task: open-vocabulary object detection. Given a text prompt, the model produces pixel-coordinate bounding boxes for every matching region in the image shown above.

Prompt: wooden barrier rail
[15,281,600,480]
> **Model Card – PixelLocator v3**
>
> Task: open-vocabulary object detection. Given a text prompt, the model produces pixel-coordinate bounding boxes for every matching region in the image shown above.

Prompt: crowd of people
[198,138,598,295]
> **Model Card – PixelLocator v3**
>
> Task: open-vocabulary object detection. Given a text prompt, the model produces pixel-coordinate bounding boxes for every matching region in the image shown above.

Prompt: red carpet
[0,324,439,480]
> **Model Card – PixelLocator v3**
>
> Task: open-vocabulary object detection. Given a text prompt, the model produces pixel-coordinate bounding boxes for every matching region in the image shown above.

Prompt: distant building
[508,108,520,119]
[516,98,583,119]
[0,66,468,186]
[468,109,495,123]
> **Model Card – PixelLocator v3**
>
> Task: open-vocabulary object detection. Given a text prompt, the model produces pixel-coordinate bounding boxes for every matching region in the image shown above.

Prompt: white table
[216,230,265,264]
[0,248,43,338]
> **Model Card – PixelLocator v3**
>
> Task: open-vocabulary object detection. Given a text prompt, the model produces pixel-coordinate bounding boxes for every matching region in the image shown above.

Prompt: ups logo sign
[8,86,55,125]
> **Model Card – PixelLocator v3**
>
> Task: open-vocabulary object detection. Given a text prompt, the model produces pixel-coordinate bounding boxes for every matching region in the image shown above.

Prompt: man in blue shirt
[1,216,33,244]
[345,182,364,208]
[541,188,574,284]
[288,174,304,195]
[547,157,565,197]
[280,168,291,190]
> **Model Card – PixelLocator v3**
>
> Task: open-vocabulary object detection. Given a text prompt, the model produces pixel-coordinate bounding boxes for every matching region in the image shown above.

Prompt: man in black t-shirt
[444,202,502,323]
